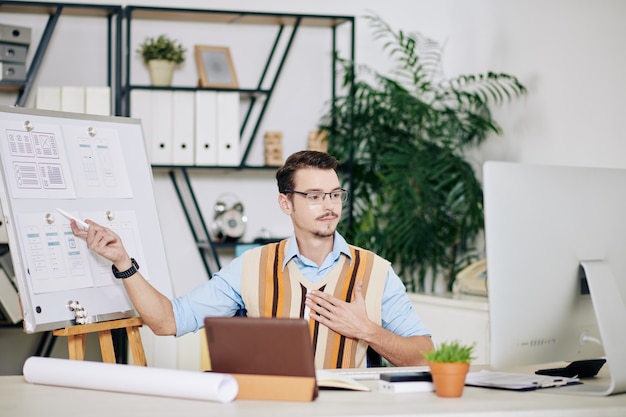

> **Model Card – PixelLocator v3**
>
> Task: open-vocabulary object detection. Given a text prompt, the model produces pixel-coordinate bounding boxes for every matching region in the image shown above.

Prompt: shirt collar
[282,231,353,270]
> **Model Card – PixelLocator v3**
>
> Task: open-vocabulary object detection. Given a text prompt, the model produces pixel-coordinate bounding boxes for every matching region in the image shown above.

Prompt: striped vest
[241,238,389,369]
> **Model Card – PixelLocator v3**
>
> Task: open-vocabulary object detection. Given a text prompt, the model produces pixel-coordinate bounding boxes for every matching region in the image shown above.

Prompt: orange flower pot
[428,362,470,398]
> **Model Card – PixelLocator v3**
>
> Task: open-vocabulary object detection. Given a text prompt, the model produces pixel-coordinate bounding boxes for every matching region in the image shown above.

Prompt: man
[71,150,433,368]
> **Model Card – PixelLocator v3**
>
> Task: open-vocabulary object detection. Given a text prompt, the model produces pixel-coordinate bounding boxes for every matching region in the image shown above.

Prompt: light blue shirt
[172,232,431,339]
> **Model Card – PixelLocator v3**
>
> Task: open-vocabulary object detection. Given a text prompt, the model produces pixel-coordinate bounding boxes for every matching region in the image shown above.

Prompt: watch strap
[112,258,139,279]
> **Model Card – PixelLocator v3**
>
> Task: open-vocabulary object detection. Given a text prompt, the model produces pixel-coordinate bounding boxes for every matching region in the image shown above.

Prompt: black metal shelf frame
[0,1,123,115]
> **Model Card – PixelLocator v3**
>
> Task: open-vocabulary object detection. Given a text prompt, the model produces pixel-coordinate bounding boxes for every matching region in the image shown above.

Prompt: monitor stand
[550,261,626,396]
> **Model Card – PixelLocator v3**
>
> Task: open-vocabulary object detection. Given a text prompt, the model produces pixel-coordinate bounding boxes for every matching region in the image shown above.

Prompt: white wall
[2,0,625,368]
[156,0,626,289]
[5,0,626,169]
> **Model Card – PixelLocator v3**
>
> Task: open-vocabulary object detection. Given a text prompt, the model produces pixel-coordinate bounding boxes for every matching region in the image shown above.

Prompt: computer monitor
[483,161,626,396]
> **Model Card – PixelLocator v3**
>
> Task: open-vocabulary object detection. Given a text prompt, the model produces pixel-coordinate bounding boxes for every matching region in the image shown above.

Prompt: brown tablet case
[203,316,318,401]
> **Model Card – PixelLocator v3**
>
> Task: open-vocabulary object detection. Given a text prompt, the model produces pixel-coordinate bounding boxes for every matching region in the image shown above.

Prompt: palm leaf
[321,13,526,290]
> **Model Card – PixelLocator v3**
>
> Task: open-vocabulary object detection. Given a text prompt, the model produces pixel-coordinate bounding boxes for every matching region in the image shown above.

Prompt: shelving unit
[123,6,354,167]
[0,1,123,114]
[124,6,355,276]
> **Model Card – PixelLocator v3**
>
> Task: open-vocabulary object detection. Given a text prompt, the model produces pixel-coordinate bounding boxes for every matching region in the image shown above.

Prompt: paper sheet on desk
[22,356,238,402]
[465,370,580,391]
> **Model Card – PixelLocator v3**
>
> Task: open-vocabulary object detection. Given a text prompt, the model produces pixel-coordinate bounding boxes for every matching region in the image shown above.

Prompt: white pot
[147,59,176,86]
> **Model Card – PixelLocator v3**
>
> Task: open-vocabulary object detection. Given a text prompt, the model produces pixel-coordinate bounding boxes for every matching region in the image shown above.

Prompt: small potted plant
[137,34,186,86]
[423,340,475,398]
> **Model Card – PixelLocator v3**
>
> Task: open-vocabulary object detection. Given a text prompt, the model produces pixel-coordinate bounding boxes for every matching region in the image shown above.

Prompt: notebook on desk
[203,316,319,401]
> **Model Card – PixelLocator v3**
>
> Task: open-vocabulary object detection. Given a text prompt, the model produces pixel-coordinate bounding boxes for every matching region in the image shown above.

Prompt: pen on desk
[56,208,90,231]
[542,378,567,388]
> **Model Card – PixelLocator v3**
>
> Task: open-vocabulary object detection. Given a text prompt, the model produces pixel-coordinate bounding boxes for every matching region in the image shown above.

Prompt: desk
[2,367,625,417]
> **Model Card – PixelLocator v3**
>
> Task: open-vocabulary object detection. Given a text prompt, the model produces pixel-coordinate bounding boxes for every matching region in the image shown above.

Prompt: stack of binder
[131,90,240,166]
[0,23,30,83]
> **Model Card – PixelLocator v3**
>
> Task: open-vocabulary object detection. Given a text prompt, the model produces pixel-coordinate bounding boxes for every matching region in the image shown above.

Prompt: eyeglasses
[283,189,348,204]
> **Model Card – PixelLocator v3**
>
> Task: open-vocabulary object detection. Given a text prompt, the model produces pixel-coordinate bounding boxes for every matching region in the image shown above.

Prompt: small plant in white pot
[137,34,186,86]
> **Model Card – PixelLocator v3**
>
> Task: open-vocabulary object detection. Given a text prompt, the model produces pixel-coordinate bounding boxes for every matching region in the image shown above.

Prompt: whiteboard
[0,106,173,333]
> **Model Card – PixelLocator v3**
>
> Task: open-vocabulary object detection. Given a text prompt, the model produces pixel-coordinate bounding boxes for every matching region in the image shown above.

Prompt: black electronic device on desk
[536,359,606,378]
[378,371,434,393]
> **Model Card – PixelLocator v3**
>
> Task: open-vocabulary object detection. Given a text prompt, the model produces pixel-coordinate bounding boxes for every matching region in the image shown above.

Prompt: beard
[314,227,336,238]
[313,210,339,237]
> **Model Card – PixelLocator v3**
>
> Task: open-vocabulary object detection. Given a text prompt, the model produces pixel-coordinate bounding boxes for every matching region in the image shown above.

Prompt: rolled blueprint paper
[23,356,238,403]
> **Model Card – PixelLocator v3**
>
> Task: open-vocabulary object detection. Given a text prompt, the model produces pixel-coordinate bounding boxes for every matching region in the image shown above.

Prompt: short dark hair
[276,150,339,193]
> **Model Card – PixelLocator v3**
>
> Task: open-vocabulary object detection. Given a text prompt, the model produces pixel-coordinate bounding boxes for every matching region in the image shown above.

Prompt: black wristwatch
[112,258,139,279]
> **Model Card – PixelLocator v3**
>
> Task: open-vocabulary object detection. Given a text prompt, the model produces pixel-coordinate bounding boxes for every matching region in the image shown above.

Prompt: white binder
[216,92,240,166]
[130,90,153,159]
[194,90,218,166]
[172,91,195,165]
[60,86,85,113]
[85,86,111,116]
[150,90,174,165]
[35,86,61,111]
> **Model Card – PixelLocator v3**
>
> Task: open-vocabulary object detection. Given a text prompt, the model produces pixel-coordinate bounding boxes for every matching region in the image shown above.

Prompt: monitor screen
[483,161,626,395]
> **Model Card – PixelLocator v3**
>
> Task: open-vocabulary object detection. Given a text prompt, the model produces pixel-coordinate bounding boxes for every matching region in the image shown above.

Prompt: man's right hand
[70,218,177,336]
[70,219,131,270]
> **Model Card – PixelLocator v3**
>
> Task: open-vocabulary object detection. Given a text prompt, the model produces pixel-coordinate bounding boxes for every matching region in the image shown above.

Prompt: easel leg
[53,318,146,365]
[126,325,147,366]
[67,334,87,360]
[98,330,116,363]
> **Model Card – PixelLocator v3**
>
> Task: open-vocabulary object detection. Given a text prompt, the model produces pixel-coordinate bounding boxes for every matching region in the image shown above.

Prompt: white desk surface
[2,366,625,417]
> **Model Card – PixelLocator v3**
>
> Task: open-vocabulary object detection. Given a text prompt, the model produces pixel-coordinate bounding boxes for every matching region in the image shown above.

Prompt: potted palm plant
[137,34,186,86]
[320,14,526,293]
[424,340,475,397]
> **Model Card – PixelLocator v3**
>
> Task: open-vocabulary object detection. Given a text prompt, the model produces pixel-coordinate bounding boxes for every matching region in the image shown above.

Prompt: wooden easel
[52,317,147,366]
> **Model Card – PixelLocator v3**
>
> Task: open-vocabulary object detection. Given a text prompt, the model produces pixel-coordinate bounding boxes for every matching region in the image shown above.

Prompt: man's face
[280,167,342,238]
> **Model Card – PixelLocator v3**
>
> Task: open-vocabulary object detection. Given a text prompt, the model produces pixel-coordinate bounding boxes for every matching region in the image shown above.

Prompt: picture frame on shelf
[194,45,238,88]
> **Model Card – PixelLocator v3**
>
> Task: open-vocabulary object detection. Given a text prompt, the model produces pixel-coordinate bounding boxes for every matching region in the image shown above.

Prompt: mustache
[317,211,339,220]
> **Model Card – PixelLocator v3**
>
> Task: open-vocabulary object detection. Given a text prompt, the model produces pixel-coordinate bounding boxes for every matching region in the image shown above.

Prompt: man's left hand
[305,281,374,340]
